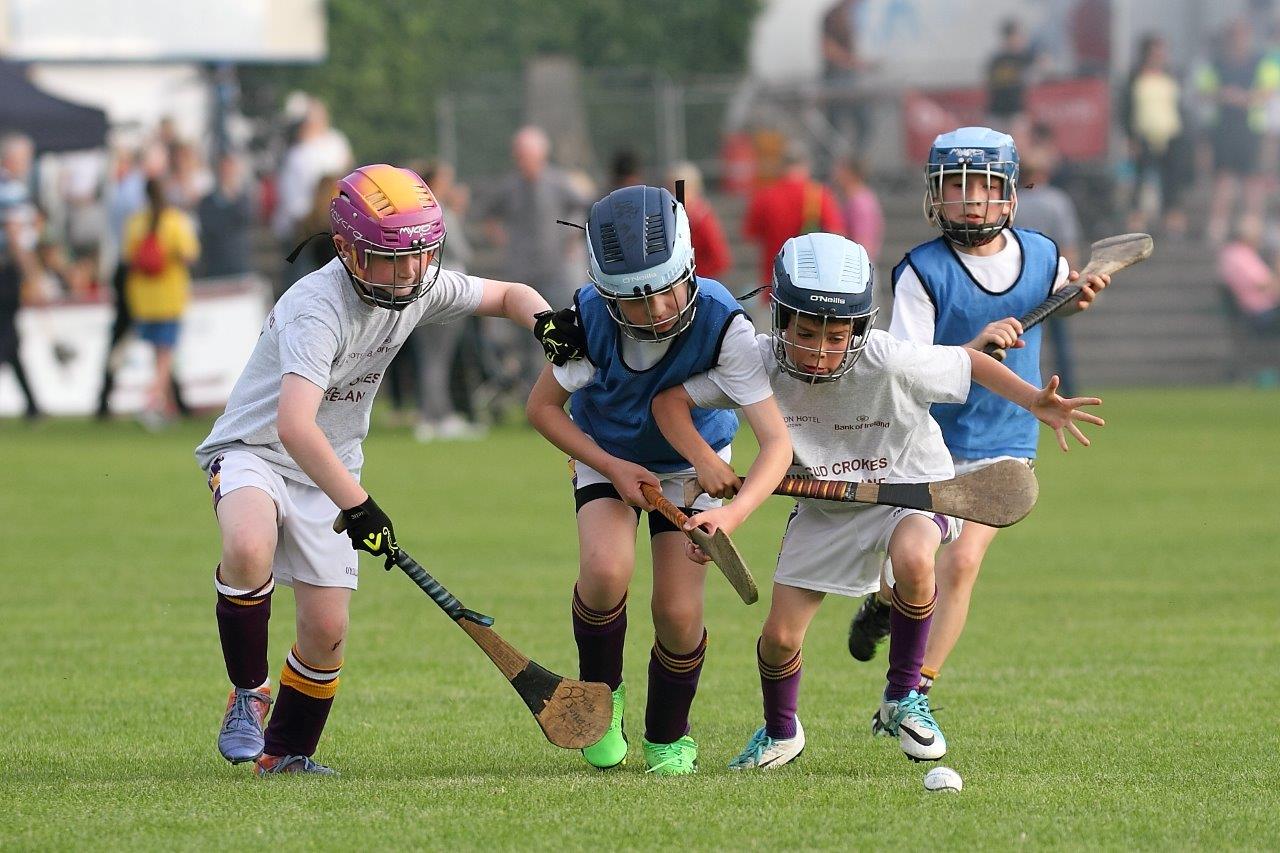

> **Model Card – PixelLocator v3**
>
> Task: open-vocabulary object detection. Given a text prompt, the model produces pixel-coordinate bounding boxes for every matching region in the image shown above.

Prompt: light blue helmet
[585,185,697,341]
[924,126,1019,247]
[771,233,877,383]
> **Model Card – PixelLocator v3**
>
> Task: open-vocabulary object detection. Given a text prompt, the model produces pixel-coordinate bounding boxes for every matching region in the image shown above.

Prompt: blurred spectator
[197,152,255,278]
[122,178,200,429]
[0,131,40,418]
[1218,215,1280,333]
[1198,19,1270,244]
[821,0,875,148]
[99,142,187,419]
[832,155,883,264]
[1011,145,1083,395]
[668,161,731,281]
[743,140,844,289]
[272,98,352,240]
[1069,0,1111,77]
[986,18,1040,138]
[610,149,644,190]
[478,125,590,389]
[60,150,105,298]
[289,174,340,276]
[168,141,212,211]
[1121,34,1189,236]
[406,160,484,442]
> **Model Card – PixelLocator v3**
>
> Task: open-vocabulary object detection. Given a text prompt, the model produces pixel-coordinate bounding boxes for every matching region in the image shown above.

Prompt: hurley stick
[771,458,1039,528]
[638,482,759,605]
[333,516,612,749]
[984,232,1154,362]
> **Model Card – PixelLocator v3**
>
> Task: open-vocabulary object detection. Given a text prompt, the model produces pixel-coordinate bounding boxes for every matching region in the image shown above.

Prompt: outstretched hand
[1029,375,1105,451]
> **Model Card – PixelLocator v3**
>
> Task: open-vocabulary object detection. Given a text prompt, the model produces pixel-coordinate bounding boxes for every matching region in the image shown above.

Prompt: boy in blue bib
[526,185,791,775]
[847,127,1110,705]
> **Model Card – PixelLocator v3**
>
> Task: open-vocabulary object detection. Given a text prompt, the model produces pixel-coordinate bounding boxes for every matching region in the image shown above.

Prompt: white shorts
[571,449,727,514]
[773,501,961,599]
[207,451,361,590]
[953,455,1035,476]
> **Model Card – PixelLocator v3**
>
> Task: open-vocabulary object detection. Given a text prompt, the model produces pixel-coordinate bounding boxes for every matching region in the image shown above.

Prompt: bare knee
[652,602,703,651]
[759,623,803,662]
[937,547,984,591]
[577,556,632,608]
[890,549,936,597]
[220,533,275,588]
[297,608,349,656]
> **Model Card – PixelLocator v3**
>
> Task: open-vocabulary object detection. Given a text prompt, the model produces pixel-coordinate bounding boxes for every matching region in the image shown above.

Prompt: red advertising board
[903,77,1111,162]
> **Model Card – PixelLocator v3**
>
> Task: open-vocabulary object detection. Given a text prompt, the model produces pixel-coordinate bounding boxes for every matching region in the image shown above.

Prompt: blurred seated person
[668,161,731,281]
[1218,215,1280,334]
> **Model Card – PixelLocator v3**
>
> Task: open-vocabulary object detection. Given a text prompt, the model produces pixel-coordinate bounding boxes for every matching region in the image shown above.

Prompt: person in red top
[743,141,844,289]
[668,161,732,280]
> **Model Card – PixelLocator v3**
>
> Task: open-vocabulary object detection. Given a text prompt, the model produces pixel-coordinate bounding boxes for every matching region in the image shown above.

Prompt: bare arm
[718,396,791,526]
[277,373,368,510]
[967,349,1104,451]
[651,386,793,534]
[525,366,657,508]
[472,278,553,328]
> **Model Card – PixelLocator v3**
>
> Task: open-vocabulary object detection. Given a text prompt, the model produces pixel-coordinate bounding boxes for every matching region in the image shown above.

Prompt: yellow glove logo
[363,532,383,551]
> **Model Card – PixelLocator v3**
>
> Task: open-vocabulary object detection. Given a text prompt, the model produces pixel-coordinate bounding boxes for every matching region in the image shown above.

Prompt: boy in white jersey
[195,165,583,774]
[847,127,1109,702]
[526,185,791,775]
[652,233,1102,766]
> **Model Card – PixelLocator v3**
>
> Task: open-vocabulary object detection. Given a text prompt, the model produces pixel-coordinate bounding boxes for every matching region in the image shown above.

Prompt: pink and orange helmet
[330,164,446,310]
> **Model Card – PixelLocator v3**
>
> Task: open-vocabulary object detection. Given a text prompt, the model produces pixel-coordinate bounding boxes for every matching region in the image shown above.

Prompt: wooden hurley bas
[772,458,1040,528]
[334,515,612,749]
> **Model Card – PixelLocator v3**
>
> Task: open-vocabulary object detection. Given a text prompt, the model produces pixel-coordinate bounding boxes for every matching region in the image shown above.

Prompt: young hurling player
[846,127,1109,702]
[196,164,583,775]
[652,233,1102,766]
[526,185,791,776]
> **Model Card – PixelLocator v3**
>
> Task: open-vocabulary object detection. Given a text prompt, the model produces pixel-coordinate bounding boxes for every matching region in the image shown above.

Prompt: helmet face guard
[769,233,877,384]
[586,185,699,341]
[330,164,447,311]
[600,268,699,342]
[924,127,1019,248]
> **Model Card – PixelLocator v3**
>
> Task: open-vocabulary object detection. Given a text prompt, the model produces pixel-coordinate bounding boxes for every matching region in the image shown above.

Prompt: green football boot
[581,683,628,769]
[643,735,698,776]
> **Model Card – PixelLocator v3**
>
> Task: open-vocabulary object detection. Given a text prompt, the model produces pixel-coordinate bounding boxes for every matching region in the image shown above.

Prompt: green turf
[1,388,1277,850]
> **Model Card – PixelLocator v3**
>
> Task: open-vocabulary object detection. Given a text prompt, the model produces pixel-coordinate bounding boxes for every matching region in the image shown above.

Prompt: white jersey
[891,229,1071,343]
[551,314,770,407]
[684,330,971,493]
[196,258,483,483]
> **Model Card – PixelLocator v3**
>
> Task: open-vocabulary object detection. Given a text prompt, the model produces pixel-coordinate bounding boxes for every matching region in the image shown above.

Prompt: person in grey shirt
[479,126,590,389]
[196,163,583,776]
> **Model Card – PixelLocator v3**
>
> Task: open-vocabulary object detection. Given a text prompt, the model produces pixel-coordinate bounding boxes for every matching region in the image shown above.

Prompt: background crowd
[4,4,1280,427]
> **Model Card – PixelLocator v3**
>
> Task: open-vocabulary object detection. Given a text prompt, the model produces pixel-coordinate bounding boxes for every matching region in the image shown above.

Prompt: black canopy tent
[0,61,107,153]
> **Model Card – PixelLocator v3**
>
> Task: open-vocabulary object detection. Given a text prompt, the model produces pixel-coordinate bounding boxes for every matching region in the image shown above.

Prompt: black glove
[533,308,587,366]
[340,496,400,570]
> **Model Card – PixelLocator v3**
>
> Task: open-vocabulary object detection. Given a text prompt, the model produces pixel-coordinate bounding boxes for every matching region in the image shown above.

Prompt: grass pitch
[1,388,1277,850]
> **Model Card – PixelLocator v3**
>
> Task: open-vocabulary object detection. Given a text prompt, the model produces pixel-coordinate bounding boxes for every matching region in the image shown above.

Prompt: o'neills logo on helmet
[949,148,987,160]
[809,294,845,304]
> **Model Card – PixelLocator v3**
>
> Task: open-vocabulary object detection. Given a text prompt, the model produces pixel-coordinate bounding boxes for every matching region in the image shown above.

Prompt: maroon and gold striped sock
[885,585,937,701]
[263,646,341,758]
[571,586,627,690]
[214,565,273,689]
[759,640,802,740]
[644,630,707,744]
